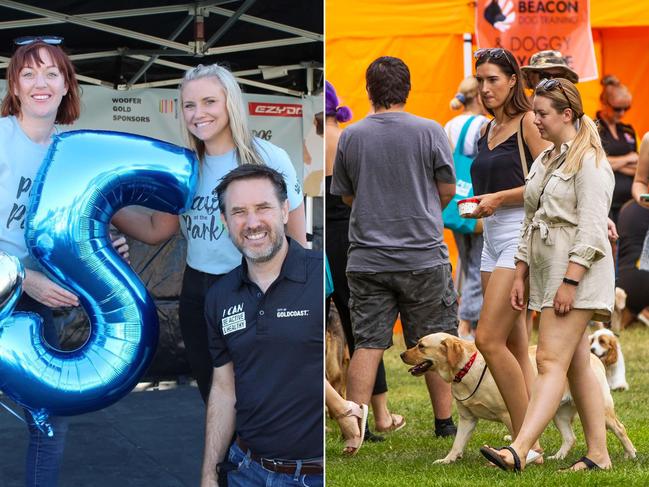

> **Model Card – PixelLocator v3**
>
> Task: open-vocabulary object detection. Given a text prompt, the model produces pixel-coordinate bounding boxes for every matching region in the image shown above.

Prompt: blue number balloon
[0,131,197,433]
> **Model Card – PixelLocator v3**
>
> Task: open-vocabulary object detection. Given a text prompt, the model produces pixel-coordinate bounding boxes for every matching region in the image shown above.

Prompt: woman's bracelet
[562,277,579,287]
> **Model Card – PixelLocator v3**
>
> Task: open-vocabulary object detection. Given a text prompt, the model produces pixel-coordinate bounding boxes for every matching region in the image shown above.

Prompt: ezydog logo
[249,102,303,117]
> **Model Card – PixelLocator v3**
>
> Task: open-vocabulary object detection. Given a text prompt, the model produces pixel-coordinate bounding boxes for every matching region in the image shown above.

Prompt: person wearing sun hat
[521,50,579,89]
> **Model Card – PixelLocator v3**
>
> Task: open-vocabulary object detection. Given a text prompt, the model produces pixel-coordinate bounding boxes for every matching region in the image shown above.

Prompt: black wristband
[562,277,579,286]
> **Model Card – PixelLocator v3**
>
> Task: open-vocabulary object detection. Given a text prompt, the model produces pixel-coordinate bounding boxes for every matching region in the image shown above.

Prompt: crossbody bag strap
[454,115,477,157]
[517,116,529,178]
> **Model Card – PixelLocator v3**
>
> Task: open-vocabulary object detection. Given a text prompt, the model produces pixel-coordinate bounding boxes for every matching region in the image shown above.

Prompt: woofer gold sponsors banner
[0,81,322,189]
[475,0,597,81]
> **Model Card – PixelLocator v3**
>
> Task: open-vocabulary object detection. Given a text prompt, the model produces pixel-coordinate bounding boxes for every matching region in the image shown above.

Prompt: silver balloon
[0,252,24,322]
[0,130,197,431]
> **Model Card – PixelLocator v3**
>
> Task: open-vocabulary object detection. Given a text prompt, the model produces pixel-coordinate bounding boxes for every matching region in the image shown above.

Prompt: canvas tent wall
[327,0,649,275]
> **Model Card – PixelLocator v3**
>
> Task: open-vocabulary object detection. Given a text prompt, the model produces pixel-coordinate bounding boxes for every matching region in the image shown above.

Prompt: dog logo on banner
[484,0,515,32]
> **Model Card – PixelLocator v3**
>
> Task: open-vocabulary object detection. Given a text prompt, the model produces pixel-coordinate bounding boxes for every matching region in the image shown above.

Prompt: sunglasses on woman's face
[535,78,574,114]
[13,36,64,46]
[608,102,631,113]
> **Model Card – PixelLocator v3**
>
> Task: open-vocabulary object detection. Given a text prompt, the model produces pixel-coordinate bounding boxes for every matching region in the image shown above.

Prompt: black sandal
[480,445,522,472]
[559,456,602,472]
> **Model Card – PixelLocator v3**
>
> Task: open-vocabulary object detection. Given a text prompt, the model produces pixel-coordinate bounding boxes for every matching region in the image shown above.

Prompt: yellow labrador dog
[401,333,636,464]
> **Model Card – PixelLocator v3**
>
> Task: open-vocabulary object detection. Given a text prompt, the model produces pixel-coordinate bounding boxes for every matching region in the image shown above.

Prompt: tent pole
[463,33,473,77]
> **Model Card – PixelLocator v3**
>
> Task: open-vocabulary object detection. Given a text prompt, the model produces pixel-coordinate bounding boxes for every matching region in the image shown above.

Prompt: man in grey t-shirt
[331,56,459,439]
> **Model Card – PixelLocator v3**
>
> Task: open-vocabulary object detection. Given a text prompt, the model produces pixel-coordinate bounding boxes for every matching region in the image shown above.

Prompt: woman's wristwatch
[562,277,579,286]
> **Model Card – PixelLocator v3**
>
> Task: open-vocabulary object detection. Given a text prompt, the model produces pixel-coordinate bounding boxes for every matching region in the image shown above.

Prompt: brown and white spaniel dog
[589,328,629,391]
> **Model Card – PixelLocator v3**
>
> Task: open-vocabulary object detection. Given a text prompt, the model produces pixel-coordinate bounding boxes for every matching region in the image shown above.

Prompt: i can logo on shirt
[222,303,246,335]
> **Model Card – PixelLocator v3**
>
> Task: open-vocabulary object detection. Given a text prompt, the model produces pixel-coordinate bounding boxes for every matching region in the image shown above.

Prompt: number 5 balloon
[0,130,197,433]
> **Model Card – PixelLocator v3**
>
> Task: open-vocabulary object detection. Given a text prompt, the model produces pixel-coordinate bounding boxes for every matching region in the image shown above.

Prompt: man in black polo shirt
[201,164,323,487]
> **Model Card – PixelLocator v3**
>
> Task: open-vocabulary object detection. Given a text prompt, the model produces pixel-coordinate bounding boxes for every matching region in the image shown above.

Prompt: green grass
[326,326,649,486]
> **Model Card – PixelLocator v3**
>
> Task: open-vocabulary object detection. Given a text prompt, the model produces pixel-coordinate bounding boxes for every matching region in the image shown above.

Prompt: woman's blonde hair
[449,76,480,110]
[535,77,606,175]
[180,63,262,165]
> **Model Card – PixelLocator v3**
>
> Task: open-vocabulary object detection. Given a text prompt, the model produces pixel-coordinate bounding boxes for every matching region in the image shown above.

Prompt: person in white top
[444,76,489,340]
[113,64,307,403]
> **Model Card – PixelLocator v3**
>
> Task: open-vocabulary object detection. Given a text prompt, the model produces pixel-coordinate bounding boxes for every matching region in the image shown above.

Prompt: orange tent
[327,0,649,138]
[326,0,649,332]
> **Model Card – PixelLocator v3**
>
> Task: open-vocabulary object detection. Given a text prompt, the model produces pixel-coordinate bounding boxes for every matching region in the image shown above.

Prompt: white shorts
[480,206,525,273]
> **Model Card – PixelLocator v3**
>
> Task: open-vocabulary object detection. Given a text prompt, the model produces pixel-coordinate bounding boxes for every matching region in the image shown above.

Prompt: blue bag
[442,116,478,234]
[325,255,334,297]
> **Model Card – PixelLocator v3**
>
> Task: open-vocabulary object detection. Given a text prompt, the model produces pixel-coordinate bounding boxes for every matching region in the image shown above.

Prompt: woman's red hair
[1,41,80,124]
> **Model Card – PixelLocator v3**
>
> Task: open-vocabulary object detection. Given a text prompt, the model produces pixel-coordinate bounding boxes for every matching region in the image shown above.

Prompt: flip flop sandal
[559,456,602,472]
[375,413,406,433]
[480,445,522,472]
[334,402,368,457]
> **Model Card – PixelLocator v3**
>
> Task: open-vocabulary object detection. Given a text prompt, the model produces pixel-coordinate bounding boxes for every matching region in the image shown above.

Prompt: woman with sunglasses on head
[596,75,637,222]
[469,48,549,463]
[112,64,306,404]
[481,78,615,472]
[1,37,126,487]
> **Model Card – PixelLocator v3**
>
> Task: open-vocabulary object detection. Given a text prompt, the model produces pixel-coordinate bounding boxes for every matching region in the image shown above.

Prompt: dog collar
[453,351,477,383]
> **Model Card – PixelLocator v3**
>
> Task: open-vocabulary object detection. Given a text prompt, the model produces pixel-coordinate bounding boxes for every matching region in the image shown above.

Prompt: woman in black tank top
[469,48,549,462]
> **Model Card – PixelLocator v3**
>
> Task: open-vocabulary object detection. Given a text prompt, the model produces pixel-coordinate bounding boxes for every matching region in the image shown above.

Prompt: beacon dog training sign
[476,0,597,81]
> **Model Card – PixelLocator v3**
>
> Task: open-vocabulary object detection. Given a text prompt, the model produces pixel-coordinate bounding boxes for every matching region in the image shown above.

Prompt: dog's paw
[612,383,629,391]
[548,449,569,460]
[624,449,637,460]
[433,456,458,464]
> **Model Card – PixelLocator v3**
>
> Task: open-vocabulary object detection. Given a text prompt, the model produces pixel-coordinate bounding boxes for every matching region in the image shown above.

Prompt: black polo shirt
[596,112,637,214]
[205,238,323,460]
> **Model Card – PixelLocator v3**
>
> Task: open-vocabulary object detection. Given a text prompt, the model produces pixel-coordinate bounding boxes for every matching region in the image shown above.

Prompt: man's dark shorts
[347,263,458,349]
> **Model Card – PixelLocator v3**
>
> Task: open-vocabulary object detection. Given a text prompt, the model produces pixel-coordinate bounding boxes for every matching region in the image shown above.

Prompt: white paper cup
[457,198,479,217]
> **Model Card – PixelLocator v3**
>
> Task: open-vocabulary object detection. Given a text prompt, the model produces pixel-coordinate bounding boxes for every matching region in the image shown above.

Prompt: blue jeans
[453,231,484,323]
[16,294,68,487]
[227,443,323,487]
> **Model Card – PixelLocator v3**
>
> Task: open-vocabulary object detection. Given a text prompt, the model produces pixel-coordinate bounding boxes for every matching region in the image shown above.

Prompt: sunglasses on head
[13,36,64,47]
[474,47,517,72]
[474,47,508,61]
[535,78,575,114]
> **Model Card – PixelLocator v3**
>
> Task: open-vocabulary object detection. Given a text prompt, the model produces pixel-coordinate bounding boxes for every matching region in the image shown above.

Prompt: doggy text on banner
[475,0,597,81]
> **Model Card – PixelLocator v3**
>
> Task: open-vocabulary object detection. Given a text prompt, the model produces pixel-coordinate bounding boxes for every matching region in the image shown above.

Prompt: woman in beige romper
[480,78,615,472]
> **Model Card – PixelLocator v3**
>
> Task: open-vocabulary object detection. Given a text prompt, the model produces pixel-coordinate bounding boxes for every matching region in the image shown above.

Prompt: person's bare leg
[506,311,542,453]
[475,268,530,439]
[371,392,403,431]
[346,348,384,409]
[565,334,611,470]
[498,309,593,467]
[458,319,474,338]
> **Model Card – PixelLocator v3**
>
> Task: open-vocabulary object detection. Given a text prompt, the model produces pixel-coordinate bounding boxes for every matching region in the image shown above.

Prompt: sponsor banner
[248,102,303,117]
[0,81,322,186]
[475,0,597,81]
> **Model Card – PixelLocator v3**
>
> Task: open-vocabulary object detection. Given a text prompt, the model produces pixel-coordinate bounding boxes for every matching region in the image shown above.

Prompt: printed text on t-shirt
[183,194,227,241]
[6,176,32,230]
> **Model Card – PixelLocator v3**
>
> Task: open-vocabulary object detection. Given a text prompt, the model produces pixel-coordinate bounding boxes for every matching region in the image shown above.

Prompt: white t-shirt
[0,116,50,269]
[444,114,490,157]
[180,138,302,275]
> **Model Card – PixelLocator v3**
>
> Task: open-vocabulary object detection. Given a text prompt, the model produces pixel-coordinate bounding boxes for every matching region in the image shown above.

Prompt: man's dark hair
[365,56,411,109]
[214,164,288,215]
